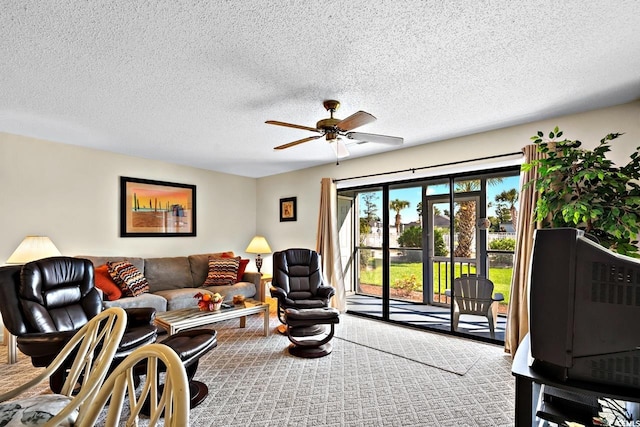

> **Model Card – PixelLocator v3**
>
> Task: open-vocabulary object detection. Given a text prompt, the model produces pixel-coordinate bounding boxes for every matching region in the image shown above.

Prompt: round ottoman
[148,329,218,409]
[284,307,340,358]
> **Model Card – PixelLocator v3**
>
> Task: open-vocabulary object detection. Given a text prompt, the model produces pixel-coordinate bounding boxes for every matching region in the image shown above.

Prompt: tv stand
[511,334,640,426]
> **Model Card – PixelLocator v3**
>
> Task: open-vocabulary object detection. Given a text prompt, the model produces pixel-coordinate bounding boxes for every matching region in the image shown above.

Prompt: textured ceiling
[2,1,640,178]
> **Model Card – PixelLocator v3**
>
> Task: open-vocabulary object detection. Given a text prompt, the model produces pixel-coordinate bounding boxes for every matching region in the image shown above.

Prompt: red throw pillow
[94,264,122,301]
[237,259,249,282]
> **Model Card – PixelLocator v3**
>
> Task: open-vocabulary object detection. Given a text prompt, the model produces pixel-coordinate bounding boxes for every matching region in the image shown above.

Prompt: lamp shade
[6,236,61,264]
[245,236,272,254]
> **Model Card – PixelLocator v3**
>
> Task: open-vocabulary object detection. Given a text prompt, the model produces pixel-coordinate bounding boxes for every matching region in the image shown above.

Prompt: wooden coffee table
[155,300,270,336]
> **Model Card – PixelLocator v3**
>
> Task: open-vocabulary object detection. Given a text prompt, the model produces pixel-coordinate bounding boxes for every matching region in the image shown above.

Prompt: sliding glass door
[354,188,384,318]
[341,167,520,342]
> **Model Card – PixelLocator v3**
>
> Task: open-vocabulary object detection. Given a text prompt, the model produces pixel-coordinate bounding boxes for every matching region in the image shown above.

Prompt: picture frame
[120,176,196,237]
[279,197,297,222]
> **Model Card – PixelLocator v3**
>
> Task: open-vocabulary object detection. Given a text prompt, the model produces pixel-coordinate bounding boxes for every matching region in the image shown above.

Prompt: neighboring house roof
[434,215,451,228]
[500,222,515,233]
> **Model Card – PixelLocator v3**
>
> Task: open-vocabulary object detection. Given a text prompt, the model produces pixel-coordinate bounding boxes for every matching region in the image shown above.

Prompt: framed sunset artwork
[120,176,196,237]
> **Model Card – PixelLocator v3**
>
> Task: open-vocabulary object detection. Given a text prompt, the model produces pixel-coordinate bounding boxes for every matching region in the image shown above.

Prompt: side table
[4,326,17,364]
[260,274,272,298]
[261,274,283,333]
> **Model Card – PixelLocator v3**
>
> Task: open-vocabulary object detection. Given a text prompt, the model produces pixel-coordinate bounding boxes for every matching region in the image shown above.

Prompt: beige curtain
[504,145,545,356]
[316,178,346,312]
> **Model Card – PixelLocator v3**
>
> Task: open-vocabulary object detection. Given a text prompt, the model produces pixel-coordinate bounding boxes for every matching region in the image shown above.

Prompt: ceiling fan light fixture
[329,138,349,159]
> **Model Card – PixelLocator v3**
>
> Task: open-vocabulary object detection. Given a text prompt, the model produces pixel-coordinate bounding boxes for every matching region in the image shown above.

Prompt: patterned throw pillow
[222,253,250,282]
[107,261,150,297]
[203,256,240,286]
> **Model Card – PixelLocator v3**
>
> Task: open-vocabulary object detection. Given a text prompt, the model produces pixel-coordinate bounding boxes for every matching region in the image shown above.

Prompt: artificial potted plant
[523,126,640,257]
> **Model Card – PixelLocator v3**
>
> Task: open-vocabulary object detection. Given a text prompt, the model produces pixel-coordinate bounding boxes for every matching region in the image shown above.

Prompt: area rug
[334,315,487,375]
[0,313,515,426]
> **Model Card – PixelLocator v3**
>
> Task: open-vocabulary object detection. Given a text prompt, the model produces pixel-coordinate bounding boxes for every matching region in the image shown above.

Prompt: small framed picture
[279,197,297,222]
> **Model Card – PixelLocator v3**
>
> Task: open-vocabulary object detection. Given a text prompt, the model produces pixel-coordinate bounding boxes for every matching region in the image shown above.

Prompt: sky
[363,174,522,223]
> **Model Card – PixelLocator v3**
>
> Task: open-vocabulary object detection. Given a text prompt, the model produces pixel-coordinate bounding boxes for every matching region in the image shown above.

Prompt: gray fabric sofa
[80,253,263,313]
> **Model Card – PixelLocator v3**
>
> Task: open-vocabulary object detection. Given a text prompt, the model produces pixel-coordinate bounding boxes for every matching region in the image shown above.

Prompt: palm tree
[495,188,519,230]
[453,178,503,257]
[389,199,410,234]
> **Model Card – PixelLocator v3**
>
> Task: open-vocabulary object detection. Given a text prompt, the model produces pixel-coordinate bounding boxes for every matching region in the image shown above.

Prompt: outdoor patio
[346,293,507,342]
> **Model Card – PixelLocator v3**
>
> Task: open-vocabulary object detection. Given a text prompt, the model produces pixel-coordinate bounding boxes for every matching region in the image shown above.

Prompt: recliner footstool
[147,329,218,409]
[284,307,340,358]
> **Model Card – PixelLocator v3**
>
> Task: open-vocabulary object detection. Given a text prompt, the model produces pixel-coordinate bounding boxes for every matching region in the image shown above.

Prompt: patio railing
[431,256,477,304]
[355,247,511,315]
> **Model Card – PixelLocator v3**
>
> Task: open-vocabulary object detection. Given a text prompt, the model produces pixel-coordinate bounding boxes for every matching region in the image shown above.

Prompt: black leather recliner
[0,257,158,391]
[270,248,335,332]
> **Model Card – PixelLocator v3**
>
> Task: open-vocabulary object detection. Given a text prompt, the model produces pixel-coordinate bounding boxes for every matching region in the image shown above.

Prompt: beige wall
[256,101,640,274]
[0,133,258,263]
[1,101,638,271]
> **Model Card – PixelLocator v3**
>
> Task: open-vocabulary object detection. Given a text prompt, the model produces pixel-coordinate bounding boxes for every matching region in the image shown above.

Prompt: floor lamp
[4,236,61,364]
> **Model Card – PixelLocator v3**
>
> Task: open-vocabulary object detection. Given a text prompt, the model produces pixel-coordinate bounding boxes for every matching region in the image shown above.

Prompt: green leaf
[530,128,640,257]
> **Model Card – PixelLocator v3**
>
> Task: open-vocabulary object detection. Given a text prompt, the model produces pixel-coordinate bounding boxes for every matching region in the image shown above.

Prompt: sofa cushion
[203,256,240,286]
[107,261,150,297]
[94,264,122,301]
[154,288,213,311]
[188,252,234,286]
[144,257,193,292]
[202,281,257,302]
[102,292,167,312]
[79,256,145,274]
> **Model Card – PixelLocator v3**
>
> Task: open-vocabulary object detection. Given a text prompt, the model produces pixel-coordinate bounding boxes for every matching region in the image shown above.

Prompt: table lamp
[245,236,271,273]
[6,235,61,264]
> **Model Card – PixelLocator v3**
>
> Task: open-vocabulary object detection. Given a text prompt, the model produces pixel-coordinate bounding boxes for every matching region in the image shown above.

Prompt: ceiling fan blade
[274,135,322,150]
[336,111,376,131]
[329,138,350,158]
[345,131,404,145]
[265,120,320,133]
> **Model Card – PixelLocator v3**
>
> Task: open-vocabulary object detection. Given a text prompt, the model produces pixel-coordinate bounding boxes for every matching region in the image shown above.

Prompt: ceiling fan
[266,100,403,158]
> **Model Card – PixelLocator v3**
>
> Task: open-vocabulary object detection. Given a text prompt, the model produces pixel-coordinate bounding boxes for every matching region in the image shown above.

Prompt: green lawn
[360,262,512,304]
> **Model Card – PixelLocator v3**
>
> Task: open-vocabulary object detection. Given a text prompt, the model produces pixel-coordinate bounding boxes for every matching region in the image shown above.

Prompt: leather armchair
[270,248,335,330]
[0,257,157,391]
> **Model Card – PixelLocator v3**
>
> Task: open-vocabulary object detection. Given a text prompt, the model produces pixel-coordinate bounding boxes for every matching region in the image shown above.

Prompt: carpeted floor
[0,313,516,426]
[335,315,488,375]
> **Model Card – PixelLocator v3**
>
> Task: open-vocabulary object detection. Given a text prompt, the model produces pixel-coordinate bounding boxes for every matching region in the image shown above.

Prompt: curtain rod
[332,151,524,183]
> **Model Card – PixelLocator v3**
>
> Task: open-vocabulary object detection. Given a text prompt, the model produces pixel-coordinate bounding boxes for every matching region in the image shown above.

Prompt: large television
[529,227,640,390]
